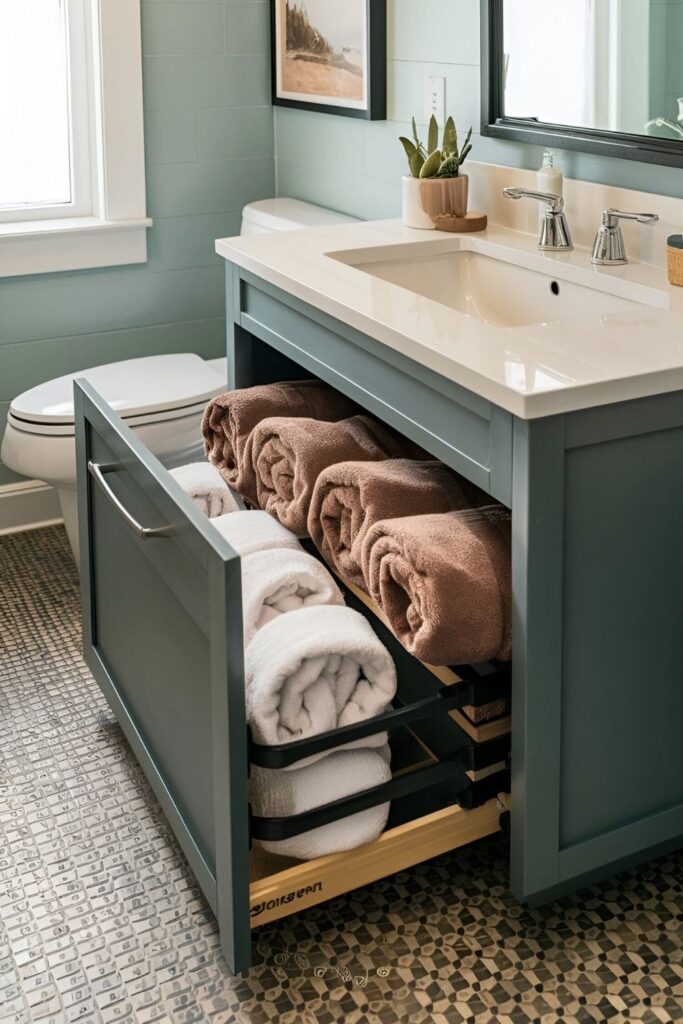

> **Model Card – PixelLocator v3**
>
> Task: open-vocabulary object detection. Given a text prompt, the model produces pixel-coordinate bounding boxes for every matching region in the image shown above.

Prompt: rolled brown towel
[248,415,423,534]
[308,459,491,591]
[362,506,512,666]
[202,381,358,504]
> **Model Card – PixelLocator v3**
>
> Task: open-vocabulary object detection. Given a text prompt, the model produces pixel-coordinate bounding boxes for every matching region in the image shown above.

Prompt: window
[0,0,151,277]
[502,0,652,137]
[503,0,595,129]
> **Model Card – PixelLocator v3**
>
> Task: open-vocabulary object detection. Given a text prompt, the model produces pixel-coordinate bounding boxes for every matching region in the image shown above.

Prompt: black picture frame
[271,0,386,120]
[481,0,683,169]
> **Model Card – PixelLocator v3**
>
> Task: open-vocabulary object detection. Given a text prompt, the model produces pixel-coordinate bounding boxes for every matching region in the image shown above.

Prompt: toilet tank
[240,198,358,236]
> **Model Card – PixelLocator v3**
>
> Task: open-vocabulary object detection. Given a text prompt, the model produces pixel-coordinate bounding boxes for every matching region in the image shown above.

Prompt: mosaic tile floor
[1,525,682,1024]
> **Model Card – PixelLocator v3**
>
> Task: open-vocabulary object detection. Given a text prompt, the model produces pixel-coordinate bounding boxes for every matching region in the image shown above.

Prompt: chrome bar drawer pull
[87,460,169,540]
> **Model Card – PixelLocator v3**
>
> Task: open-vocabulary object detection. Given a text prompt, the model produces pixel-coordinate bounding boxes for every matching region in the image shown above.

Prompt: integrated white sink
[217,216,682,418]
[332,246,650,328]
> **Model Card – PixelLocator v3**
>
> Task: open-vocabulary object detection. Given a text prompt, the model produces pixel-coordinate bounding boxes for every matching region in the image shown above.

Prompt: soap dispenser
[538,150,563,198]
[537,151,563,230]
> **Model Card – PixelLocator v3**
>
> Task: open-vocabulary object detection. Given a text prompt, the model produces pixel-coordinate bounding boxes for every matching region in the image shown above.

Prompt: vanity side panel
[513,396,683,902]
[558,418,683,871]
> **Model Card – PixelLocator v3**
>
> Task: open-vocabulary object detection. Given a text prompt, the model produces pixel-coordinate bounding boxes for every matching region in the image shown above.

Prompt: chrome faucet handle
[502,187,573,251]
[602,208,659,227]
[591,208,659,266]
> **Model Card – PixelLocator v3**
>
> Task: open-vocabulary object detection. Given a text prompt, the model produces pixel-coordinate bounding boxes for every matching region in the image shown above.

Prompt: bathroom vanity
[75,214,683,975]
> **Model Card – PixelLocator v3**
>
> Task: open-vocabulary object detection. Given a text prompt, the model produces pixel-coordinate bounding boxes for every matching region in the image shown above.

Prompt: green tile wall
[274,0,683,220]
[0,0,273,486]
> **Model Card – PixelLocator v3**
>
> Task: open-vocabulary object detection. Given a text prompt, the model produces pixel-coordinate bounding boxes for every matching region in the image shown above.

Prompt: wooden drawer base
[248,796,505,927]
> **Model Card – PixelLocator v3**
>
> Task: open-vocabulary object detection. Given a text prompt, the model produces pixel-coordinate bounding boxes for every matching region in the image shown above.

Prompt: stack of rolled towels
[211,510,397,860]
[202,380,512,667]
[309,459,512,666]
[170,459,399,861]
[170,379,513,861]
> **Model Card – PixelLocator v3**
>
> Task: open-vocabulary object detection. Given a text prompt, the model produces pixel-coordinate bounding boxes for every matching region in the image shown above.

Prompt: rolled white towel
[250,746,392,859]
[170,462,243,518]
[245,605,397,768]
[211,510,301,557]
[242,547,344,645]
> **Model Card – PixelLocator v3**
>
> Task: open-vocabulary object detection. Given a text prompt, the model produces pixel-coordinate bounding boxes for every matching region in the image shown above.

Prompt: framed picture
[271,1,386,120]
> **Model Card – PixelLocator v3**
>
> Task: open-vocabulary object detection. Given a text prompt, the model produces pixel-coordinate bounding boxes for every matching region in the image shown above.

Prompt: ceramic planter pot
[402,174,469,230]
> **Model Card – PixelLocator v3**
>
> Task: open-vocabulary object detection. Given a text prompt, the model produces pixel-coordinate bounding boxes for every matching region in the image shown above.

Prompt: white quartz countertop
[216,218,683,419]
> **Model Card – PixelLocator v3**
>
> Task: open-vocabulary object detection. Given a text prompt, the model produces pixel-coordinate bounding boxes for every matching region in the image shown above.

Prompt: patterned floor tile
[1,525,682,1023]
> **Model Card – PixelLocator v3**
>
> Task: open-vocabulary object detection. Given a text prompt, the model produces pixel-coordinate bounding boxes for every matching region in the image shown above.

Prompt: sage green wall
[274,0,683,220]
[0,0,274,486]
[4,0,682,490]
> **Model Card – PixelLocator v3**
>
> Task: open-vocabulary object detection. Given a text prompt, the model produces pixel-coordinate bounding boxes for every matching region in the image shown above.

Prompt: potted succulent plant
[400,115,473,229]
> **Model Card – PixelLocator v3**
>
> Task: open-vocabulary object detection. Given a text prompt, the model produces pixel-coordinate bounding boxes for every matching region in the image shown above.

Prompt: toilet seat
[8,397,214,438]
[8,353,225,437]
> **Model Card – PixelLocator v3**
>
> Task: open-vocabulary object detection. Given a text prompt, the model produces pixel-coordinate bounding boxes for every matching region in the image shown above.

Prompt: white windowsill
[0,215,153,278]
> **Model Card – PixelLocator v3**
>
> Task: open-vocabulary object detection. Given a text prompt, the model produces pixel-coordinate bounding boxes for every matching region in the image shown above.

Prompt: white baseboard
[0,479,63,536]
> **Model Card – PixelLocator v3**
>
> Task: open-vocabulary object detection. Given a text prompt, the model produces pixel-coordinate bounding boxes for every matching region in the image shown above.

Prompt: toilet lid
[242,198,358,232]
[9,354,225,427]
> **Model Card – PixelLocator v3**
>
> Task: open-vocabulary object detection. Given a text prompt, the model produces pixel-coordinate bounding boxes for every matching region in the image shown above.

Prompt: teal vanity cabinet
[74,261,683,975]
[226,264,683,902]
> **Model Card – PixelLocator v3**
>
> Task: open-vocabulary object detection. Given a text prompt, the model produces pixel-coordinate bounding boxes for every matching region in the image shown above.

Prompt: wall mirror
[481,0,683,167]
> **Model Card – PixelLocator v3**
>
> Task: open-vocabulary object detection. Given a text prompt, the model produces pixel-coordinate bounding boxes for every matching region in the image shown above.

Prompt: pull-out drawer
[75,380,510,974]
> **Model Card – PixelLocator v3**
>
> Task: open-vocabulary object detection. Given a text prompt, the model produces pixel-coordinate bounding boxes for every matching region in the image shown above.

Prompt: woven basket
[667,244,683,287]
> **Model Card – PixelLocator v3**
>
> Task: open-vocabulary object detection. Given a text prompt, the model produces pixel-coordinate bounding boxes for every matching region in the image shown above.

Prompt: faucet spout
[503,187,565,213]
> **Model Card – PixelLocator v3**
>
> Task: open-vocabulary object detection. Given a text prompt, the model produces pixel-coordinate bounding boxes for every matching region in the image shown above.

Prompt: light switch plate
[424,75,446,127]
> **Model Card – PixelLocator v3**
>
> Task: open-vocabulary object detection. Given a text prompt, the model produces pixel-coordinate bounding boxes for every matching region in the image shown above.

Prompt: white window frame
[0,0,151,278]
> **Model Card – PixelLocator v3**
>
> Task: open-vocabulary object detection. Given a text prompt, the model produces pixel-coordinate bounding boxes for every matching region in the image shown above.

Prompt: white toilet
[1,198,358,562]
[239,197,357,235]
[2,353,229,560]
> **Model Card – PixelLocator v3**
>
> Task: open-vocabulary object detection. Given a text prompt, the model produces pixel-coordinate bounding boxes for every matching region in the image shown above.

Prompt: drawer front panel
[88,433,216,856]
[75,381,252,974]
[235,270,513,506]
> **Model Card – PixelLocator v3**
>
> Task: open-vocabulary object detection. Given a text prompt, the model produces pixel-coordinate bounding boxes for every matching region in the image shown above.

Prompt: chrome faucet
[503,187,573,251]
[591,209,659,266]
[644,97,683,139]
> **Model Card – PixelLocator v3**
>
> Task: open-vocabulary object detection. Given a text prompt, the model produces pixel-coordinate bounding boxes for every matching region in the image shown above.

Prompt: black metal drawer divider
[250,734,510,843]
[247,570,511,842]
[248,664,511,771]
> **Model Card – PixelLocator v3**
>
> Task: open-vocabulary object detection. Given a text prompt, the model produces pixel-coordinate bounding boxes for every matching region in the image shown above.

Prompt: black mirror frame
[481,0,683,169]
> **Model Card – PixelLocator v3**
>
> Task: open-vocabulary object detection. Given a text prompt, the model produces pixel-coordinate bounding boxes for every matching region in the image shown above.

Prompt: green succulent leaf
[457,142,473,167]
[427,115,439,156]
[409,149,425,177]
[442,116,457,156]
[436,154,460,178]
[420,149,443,178]
[400,115,469,174]
[399,136,417,172]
